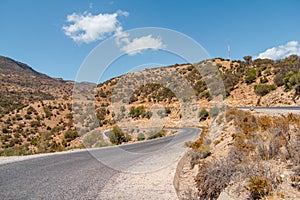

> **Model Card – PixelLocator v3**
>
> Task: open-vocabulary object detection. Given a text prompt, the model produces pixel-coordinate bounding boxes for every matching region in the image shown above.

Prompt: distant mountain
[0,55,46,76]
[0,56,73,116]
[0,55,73,88]
[0,55,78,156]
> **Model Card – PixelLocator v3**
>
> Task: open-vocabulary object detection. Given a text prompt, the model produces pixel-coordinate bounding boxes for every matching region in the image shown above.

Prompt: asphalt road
[236,106,300,115]
[0,128,199,200]
[236,106,300,110]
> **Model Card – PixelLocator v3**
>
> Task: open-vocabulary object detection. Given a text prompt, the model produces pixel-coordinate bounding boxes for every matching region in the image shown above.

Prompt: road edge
[173,151,189,195]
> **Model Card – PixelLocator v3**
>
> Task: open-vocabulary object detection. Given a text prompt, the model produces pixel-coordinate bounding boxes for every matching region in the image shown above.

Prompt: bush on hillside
[64,129,79,142]
[109,126,130,145]
[199,109,209,121]
[129,105,152,119]
[246,69,257,84]
[147,130,166,140]
[137,133,145,141]
[254,84,276,96]
[283,70,300,91]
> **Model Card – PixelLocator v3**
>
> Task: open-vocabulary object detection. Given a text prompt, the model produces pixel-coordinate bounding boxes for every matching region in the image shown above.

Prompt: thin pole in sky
[227,40,231,61]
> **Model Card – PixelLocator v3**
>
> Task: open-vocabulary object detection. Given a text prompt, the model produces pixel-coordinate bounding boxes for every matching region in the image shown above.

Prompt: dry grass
[193,108,300,199]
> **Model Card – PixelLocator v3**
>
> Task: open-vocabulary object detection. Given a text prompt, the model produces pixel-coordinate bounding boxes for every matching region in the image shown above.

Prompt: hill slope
[93,56,300,129]
[0,56,73,116]
[0,56,78,156]
[0,55,300,156]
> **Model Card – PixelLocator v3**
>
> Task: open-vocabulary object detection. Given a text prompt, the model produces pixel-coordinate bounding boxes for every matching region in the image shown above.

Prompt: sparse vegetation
[129,105,152,119]
[147,130,166,140]
[199,108,209,121]
[64,130,79,142]
[254,84,276,96]
[246,69,257,84]
[192,108,300,199]
[1,54,300,159]
[109,126,131,145]
[137,133,145,141]
[283,70,300,91]
[246,176,273,199]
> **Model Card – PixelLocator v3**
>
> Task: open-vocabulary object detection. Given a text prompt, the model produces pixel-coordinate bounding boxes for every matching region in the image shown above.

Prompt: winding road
[0,128,199,200]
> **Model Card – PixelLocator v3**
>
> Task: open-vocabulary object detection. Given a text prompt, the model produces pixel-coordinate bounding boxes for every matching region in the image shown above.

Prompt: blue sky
[1,0,300,82]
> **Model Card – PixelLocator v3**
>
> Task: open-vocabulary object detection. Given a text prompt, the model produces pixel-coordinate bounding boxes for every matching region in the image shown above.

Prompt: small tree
[243,55,252,63]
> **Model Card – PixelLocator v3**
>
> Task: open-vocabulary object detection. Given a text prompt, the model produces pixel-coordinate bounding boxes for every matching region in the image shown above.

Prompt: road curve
[0,128,199,200]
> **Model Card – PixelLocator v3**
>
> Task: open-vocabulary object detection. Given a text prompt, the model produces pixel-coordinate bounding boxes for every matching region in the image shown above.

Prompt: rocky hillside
[0,56,79,156]
[94,55,300,129]
[95,55,300,108]
[0,56,73,116]
[0,55,300,156]
[185,108,300,199]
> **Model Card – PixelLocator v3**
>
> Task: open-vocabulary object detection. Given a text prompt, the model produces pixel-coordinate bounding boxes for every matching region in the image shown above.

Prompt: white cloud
[62,10,165,55]
[256,41,300,60]
[117,34,166,55]
[62,11,128,44]
[114,27,130,45]
[116,10,129,17]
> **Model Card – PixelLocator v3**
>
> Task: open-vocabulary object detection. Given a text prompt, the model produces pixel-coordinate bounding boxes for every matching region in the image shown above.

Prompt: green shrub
[254,84,276,96]
[260,77,268,84]
[27,106,37,115]
[283,71,295,90]
[223,72,239,91]
[283,70,300,91]
[65,113,73,120]
[165,107,171,115]
[24,114,32,120]
[64,130,79,142]
[8,138,22,148]
[16,114,23,121]
[199,109,209,121]
[148,130,166,140]
[246,69,257,84]
[43,105,53,119]
[0,144,31,156]
[96,108,107,121]
[274,73,284,86]
[51,125,64,134]
[109,126,130,145]
[2,127,9,134]
[129,105,152,119]
[30,120,41,128]
[137,133,145,141]
[246,177,272,199]
[30,137,39,146]
[187,65,194,71]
